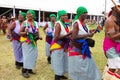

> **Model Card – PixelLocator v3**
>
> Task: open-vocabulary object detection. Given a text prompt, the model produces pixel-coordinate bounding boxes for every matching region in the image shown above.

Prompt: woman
[43,14,56,64]
[50,10,71,80]
[20,10,42,78]
[68,6,101,80]
[103,5,120,80]
[1,16,7,34]
[8,12,26,69]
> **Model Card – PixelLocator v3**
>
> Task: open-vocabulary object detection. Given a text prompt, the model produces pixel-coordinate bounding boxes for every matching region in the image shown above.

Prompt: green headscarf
[75,6,88,20]
[50,14,56,19]
[57,10,67,20]
[19,12,26,20]
[27,10,36,19]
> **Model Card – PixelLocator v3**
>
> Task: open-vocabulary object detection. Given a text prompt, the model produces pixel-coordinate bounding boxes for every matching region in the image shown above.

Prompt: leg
[54,75,67,80]
[2,28,6,35]
[45,42,51,64]
[22,68,29,78]
[15,61,21,69]
[28,69,36,74]
[103,58,117,80]
[111,57,120,80]
[47,56,51,64]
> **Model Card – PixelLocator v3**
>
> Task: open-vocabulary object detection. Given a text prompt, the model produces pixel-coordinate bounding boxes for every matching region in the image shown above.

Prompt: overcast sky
[0,0,120,15]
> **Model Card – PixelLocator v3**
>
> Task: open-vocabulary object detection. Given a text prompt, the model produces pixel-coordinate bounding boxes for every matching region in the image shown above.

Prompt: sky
[0,0,120,15]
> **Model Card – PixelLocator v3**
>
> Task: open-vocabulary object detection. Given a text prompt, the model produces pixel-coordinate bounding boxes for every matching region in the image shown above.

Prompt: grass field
[0,26,107,80]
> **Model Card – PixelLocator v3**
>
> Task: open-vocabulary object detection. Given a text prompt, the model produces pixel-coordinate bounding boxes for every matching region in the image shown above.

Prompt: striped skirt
[68,56,102,80]
[12,40,23,62]
[45,42,51,57]
[51,49,68,75]
[22,43,38,69]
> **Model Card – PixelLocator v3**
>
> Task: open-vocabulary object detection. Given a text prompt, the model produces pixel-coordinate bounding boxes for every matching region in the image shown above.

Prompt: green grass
[0,26,107,80]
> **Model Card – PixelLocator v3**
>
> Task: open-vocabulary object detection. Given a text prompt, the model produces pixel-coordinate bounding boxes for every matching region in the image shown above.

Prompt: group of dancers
[6,0,120,79]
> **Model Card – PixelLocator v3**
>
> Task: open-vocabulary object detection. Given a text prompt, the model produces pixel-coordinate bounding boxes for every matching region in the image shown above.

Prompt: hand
[6,35,12,41]
[90,29,97,34]
[39,36,42,40]
[66,31,72,37]
[88,33,94,37]
[25,27,29,33]
[9,36,13,42]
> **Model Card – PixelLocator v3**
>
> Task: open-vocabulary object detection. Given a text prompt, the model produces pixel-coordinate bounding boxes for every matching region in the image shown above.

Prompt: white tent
[0,0,107,15]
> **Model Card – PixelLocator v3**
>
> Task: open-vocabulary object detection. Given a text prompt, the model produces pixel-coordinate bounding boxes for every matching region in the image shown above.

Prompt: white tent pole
[90,15,92,21]
[104,0,107,16]
[97,16,99,24]
[70,12,72,21]
[38,8,41,26]
[13,5,15,17]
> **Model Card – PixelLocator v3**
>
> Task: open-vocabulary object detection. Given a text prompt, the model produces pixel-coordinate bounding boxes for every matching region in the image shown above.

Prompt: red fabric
[107,70,115,76]
[65,19,70,23]
[69,52,80,56]
[108,10,112,17]
[45,23,48,27]
[28,21,34,27]
[115,73,120,79]
[98,25,103,30]
[65,27,69,33]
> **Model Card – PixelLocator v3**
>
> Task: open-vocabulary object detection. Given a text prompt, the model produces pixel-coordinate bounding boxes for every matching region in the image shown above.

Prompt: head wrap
[57,10,67,20]
[75,6,88,20]
[27,10,36,19]
[50,14,56,19]
[19,12,26,20]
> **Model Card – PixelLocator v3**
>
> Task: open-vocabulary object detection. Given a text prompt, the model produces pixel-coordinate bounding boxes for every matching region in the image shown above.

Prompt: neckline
[78,19,88,33]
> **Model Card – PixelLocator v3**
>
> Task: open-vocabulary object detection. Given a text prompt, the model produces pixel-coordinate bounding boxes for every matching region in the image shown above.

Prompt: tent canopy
[0,0,114,15]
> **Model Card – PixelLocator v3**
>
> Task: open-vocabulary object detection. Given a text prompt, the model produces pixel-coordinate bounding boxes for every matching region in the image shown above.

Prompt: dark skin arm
[54,23,72,41]
[8,22,16,40]
[8,22,15,36]
[71,22,95,40]
[43,23,48,34]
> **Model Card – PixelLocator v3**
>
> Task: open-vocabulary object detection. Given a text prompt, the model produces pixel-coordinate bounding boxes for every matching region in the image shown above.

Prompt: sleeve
[35,21,39,28]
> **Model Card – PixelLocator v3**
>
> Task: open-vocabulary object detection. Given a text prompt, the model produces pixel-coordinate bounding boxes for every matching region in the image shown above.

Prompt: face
[2,16,6,19]
[18,14,24,21]
[80,13,88,20]
[26,12,34,20]
[50,16,56,22]
[60,14,68,21]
